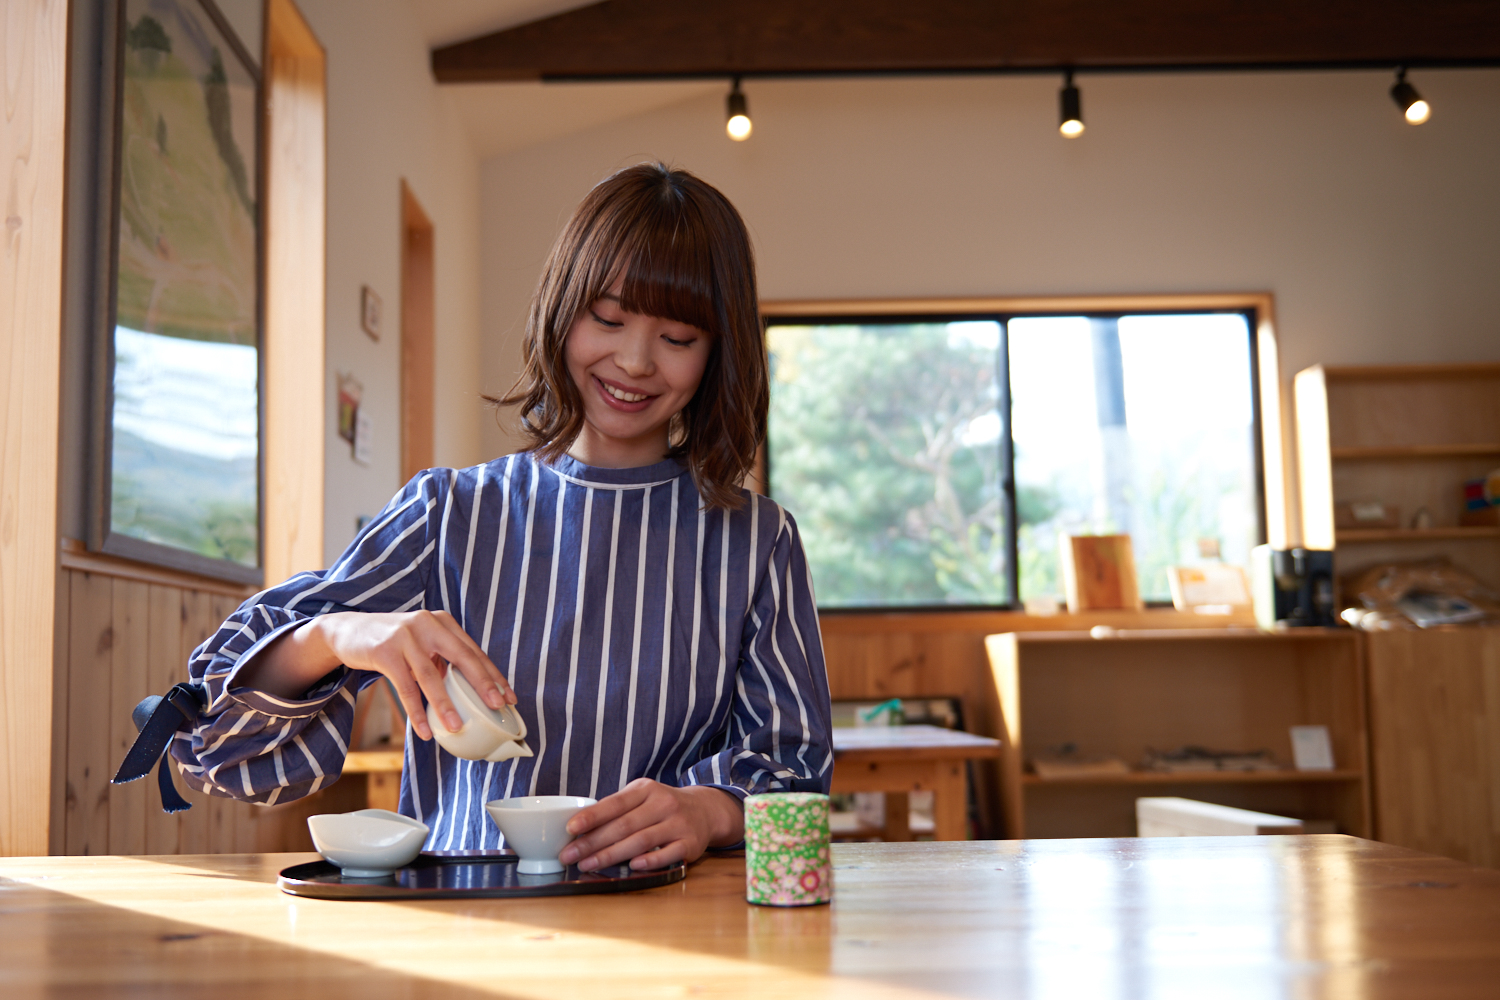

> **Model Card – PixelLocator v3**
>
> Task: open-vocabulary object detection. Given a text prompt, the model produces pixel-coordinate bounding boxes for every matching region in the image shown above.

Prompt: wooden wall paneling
[64,573,114,855]
[199,593,225,852]
[204,593,234,853]
[107,580,151,855]
[59,540,262,598]
[173,590,210,857]
[174,590,218,854]
[1,0,68,858]
[48,561,70,855]
[263,0,327,586]
[211,593,250,854]
[210,591,265,855]
[144,585,183,854]
[1367,629,1500,868]
[400,181,436,483]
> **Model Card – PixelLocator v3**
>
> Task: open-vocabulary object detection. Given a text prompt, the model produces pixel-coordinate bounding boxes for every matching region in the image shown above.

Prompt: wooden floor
[2,836,1498,998]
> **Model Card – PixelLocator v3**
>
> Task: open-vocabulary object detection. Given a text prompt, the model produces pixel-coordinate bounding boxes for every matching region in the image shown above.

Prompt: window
[765,302,1265,609]
[96,0,264,584]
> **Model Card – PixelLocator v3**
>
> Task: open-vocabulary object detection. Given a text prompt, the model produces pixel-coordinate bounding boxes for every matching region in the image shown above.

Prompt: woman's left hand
[558,779,744,872]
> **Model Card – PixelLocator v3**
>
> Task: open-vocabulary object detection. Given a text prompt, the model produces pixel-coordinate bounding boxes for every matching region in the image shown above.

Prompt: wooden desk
[3,837,1498,998]
[831,725,1002,841]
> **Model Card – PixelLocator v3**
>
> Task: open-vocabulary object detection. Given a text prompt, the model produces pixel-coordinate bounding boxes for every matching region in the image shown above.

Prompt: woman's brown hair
[492,163,766,511]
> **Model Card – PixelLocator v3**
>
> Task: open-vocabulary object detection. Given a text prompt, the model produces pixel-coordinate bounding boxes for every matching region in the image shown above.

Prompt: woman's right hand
[239,610,515,741]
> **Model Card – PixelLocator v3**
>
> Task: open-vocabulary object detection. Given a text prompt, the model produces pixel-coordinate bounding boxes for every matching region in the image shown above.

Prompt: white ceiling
[410,0,721,159]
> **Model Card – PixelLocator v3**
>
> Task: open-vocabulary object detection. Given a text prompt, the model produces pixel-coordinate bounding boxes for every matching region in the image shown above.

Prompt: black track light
[1059,70,1084,138]
[726,77,752,141]
[1390,67,1431,125]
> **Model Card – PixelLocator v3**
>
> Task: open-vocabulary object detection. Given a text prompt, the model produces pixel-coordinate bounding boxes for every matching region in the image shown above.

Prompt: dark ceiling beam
[431,0,1500,83]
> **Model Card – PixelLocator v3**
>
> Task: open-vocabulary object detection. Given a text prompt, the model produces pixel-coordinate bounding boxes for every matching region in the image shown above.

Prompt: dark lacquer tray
[278,851,686,900]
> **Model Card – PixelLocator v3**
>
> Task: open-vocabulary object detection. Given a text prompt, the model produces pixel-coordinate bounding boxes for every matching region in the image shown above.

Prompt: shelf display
[1294,362,1500,589]
[985,629,1368,839]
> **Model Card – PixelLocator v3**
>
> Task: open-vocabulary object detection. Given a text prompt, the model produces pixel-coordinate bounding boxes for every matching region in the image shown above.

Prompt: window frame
[761,294,1283,613]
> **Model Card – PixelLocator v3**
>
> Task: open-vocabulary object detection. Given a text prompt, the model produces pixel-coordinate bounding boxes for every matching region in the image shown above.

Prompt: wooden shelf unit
[986,629,1369,840]
[1295,362,1500,587]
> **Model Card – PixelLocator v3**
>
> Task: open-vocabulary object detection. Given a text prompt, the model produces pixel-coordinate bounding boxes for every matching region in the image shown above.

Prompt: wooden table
[831,724,1003,840]
[3,837,1498,998]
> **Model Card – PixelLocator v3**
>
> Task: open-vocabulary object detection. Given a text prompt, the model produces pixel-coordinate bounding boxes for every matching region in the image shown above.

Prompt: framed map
[99,0,262,583]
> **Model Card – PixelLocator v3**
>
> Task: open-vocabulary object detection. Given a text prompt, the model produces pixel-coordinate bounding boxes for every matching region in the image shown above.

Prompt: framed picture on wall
[89,0,264,584]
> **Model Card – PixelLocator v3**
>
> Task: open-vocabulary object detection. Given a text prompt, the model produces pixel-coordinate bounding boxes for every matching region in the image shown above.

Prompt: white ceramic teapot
[426,668,533,762]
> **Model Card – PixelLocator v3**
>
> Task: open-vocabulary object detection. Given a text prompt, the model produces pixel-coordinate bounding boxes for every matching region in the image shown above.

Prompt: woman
[172,163,832,873]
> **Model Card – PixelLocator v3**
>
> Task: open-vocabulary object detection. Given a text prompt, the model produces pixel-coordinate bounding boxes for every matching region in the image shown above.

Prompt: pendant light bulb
[1390,67,1431,125]
[726,77,752,141]
[1059,70,1084,138]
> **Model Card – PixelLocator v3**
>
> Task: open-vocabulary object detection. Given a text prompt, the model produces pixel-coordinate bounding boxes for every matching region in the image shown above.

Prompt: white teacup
[308,808,429,877]
[485,795,597,874]
[427,668,533,762]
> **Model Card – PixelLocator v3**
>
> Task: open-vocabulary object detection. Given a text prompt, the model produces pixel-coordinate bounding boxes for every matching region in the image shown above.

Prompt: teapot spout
[485,740,534,762]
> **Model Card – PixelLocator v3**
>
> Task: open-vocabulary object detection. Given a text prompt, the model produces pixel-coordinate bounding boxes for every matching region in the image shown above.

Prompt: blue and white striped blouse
[171,454,834,850]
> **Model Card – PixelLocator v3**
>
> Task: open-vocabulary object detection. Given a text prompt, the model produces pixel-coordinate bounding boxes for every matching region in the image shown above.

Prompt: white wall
[298,0,485,565]
[477,70,1500,486]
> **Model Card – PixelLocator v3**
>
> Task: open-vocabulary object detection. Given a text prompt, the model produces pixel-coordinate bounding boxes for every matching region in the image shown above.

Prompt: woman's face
[564,276,712,468]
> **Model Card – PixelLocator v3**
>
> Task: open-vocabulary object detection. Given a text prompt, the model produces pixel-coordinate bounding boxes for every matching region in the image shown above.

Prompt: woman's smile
[593,374,656,410]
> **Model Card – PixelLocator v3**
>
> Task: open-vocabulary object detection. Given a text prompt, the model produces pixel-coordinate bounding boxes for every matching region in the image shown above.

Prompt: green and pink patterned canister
[744,792,832,906]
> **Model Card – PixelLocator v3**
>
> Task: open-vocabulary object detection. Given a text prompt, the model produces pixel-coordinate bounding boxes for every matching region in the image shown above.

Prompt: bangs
[588,191,722,336]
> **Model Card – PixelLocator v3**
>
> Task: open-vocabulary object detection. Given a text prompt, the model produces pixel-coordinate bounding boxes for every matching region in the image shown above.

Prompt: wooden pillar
[264,0,327,582]
[1,0,68,857]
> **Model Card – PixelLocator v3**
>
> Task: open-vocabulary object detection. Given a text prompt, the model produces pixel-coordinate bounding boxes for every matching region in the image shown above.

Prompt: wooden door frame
[400,182,435,483]
[263,0,327,584]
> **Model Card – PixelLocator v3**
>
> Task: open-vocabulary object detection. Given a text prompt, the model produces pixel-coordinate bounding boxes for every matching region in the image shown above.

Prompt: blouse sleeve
[682,507,834,801]
[168,470,450,806]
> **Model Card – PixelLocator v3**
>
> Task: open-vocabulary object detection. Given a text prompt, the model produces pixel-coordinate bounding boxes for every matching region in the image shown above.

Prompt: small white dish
[485,795,596,874]
[427,669,533,762]
[307,809,429,878]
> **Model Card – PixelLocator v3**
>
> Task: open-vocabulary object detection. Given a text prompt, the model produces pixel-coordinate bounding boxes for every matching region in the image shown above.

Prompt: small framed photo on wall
[337,373,362,448]
[361,285,382,340]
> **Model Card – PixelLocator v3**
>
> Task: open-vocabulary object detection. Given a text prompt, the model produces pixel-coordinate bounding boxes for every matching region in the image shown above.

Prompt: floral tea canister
[744,792,833,907]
